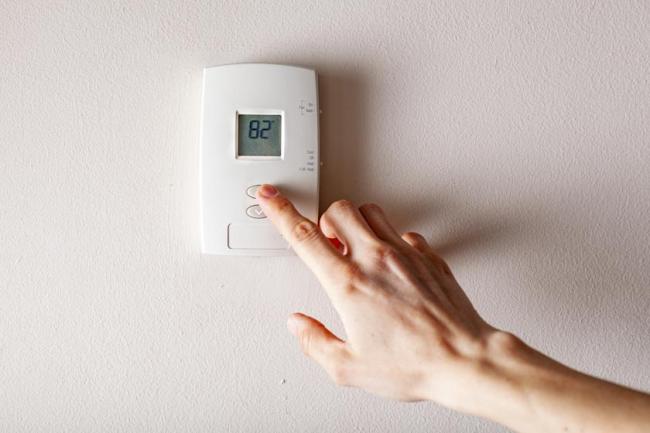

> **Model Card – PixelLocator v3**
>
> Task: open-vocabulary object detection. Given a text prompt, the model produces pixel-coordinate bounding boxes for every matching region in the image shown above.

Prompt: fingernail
[258,184,279,198]
[287,315,301,336]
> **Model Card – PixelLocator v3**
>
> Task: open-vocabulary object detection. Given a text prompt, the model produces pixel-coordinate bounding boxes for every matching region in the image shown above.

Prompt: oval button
[246,204,266,219]
[246,185,261,198]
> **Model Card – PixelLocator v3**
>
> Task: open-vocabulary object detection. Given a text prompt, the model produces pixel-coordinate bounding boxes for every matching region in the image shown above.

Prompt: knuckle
[402,248,426,265]
[381,248,402,265]
[340,263,365,286]
[367,287,393,305]
[328,199,355,214]
[440,261,453,277]
[359,202,383,213]
[486,331,523,356]
[275,197,294,213]
[317,212,328,226]
[428,252,452,276]
[338,282,357,297]
[291,220,320,243]
[402,231,425,243]
[370,242,401,264]
[317,212,334,231]
[334,265,363,295]
[340,263,360,280]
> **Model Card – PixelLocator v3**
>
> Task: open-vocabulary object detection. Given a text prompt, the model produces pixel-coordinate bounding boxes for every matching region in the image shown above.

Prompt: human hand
[255,184,514,407]
[256,184,650,432]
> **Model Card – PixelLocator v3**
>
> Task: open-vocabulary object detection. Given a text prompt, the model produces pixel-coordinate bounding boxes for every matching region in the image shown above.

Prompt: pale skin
[255,184,650,433]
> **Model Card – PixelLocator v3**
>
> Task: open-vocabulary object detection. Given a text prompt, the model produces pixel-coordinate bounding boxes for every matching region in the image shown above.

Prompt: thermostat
[200,63,320,255]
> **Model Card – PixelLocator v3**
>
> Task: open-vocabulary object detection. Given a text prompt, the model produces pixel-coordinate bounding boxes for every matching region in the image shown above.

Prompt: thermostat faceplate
[200,64,319,255]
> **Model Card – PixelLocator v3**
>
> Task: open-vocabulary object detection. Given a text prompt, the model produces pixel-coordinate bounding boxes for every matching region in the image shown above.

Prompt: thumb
[287,312,351,386]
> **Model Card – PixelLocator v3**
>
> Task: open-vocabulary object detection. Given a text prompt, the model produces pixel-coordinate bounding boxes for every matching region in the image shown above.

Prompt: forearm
[450,333,650,433]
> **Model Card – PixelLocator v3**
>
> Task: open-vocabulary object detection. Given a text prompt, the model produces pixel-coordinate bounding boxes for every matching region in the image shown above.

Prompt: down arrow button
[245,204,267,219]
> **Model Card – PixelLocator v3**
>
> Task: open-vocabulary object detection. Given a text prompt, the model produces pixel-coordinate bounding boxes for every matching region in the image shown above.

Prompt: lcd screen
[237,114,282,157]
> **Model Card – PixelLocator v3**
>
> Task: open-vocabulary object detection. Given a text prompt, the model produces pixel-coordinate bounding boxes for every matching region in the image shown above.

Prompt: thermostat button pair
[245,185,266,218]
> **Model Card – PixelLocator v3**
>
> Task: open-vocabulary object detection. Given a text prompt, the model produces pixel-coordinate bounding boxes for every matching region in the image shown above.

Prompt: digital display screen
[237,114,282,157]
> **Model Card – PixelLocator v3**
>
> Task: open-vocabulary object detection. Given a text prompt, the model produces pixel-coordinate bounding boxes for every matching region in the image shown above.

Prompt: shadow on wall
[316,65,524,264]
[249,58,374,211]
[251,57,645,332]
[316,68,372,208]
[255,57,520,259]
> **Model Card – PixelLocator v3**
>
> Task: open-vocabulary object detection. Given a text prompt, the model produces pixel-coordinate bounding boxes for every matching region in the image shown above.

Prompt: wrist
[448,331,650,433]
[424,330,558,431]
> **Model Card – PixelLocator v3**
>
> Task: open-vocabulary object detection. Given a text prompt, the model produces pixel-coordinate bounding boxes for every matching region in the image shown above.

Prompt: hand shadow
[257,55,518,259]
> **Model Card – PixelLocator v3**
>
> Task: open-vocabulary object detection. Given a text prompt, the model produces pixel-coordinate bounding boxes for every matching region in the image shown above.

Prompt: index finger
[256,184,351,290]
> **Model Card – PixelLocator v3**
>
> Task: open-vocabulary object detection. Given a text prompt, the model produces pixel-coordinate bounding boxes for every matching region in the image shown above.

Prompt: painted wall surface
[1,1,649,432]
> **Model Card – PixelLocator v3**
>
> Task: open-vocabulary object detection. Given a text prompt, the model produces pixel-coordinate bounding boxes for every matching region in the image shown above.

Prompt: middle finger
[319,200,379,254]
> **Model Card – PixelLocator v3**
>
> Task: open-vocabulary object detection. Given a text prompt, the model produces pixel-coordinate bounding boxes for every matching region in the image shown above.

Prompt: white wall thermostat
[200,63,320,255]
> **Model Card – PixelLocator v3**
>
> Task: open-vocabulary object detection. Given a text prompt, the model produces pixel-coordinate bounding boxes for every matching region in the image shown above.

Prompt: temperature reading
[247,119,274,139]
[238,114,282,157]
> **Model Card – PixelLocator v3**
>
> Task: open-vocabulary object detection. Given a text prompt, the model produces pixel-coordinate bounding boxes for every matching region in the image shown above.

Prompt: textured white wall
[1,1,649,431]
